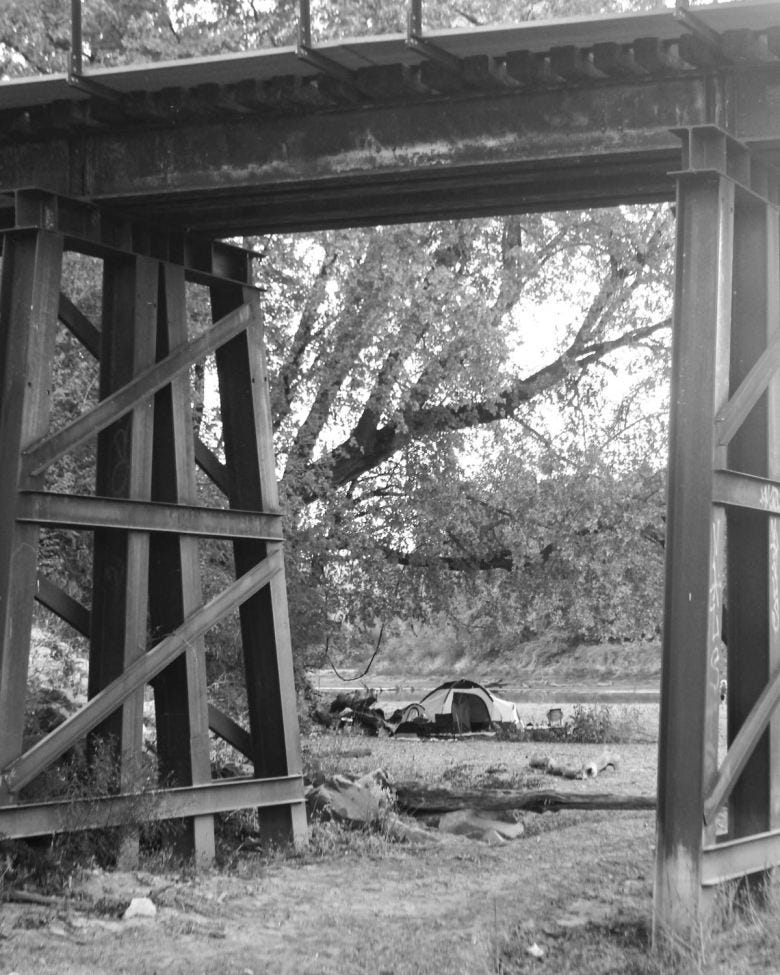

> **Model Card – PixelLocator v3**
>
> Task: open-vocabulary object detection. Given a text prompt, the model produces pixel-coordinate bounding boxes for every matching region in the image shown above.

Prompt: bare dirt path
[1,736,659,975]
[0,811,656,975]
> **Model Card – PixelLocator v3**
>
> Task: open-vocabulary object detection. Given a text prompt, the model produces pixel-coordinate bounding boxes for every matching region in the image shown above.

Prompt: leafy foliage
[262,211,672,657]
[1,0,668,77]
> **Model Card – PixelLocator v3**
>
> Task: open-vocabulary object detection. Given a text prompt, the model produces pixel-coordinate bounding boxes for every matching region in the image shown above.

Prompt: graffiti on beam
[759,486,780,633]
[708,515,725,695]
[760,484,780,511]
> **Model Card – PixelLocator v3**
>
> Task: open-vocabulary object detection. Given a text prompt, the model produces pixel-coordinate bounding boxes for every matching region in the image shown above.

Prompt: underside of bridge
[3,0,780,947]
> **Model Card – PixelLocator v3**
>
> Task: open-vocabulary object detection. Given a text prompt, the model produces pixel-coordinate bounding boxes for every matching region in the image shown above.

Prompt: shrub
[2,737,178,892]
[568,703,617,743]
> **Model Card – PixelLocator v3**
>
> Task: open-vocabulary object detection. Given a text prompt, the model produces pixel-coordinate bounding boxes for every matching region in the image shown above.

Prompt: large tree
[256,209,672,657]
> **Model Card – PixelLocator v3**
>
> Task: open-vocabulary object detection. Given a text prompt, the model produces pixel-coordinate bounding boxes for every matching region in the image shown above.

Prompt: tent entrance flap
[451,692,492,732]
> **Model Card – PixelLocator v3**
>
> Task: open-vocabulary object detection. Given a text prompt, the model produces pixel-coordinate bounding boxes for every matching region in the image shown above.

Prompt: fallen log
[1,888,103,913]
[3,889,67,907]
[393,781,655,816]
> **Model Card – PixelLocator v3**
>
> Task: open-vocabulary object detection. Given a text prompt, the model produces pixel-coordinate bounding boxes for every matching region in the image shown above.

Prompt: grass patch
[545,704,653,745]
[1,737,184,894]
[497,875,780,975]
[498,916,660,974]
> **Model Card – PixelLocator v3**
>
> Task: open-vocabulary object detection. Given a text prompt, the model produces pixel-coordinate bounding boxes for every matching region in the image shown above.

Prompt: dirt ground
[0,733,664,975]
[0,813,656,975]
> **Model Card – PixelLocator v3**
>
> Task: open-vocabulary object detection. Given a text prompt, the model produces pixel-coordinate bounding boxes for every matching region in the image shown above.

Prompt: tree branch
[381,544,516,572]
[275,248,340,429]
[314,316,671,494]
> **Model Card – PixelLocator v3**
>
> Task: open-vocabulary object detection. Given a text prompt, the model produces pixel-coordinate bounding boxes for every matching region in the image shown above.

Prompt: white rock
[122,896,157,920]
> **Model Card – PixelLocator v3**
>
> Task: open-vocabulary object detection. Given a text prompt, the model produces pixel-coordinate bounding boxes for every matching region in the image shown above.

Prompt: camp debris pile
[311,680,522,738]
[528,751,620,781]
[305,753,652,846]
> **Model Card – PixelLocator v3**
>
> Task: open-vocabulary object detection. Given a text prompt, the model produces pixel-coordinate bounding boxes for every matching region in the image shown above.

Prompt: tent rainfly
[415,680,520,733]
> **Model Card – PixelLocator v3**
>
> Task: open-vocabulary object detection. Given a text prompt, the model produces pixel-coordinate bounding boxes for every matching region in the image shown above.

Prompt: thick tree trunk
[393,781,655,816]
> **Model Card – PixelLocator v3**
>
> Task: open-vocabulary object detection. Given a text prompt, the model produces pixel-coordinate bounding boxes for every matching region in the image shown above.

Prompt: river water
[308,670,659,706]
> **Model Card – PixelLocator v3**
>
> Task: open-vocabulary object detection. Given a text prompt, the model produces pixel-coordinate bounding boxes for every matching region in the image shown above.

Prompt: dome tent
[416,679,520,733]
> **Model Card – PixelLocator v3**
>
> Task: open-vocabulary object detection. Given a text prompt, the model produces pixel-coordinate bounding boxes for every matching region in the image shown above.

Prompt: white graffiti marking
[771,518,780,633]
[708,518,725,695]
[760,484,780,511]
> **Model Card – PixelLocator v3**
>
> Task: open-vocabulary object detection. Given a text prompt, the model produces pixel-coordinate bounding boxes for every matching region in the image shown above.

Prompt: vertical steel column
[69,0,83,78]
[0,230,63,796]
[211,282,307,847]
[726,193,779,873]
[654,167,734,939]
[149,263,215,862]
[89,254,158,846]
[766,207,780,831]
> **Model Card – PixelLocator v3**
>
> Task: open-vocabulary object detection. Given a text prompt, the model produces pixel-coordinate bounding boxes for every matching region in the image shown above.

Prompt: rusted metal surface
[4,0,780,918]
[87,254,156,771]
[1,1,779,107]
[4,6,780,231]
[20,301,256,478]
[15,492,283,540]
[0,231,63,799]
[0,190,256,283]
[766,193,780,833]
[207,704,253,759]
[654,163,733,939]
[0,204,304,854]
[0,775,305,840]
[149,261,214,860]
[212,280,307,845]
[712,469,780,514]
[35,574,91,637]
[702,827,780,886]
[1,549,285,795]
[656,126,780,940]
[726,182,775,849]
[704,661,780,826]
[0,81,704,232]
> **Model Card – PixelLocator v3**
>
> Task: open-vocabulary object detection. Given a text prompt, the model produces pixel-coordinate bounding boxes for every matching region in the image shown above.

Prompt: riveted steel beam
[0,68,735,232]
